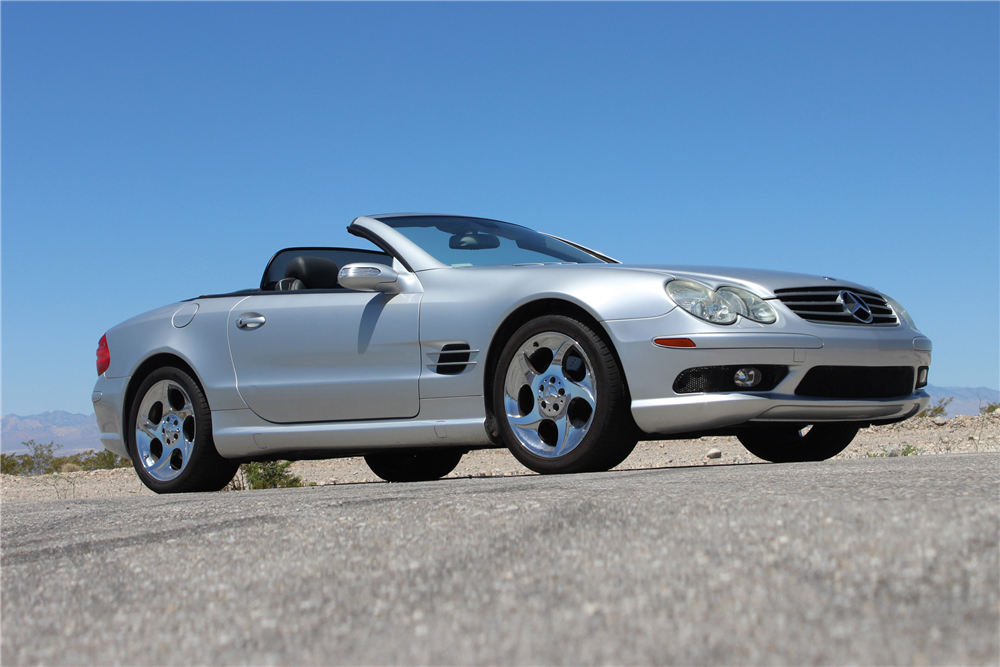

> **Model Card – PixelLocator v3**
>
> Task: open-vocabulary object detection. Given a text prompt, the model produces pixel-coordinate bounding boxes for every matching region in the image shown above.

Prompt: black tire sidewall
[492,315,624,474]
[128,367,232,493]
[738,423,860,463]
[364,450,464,482]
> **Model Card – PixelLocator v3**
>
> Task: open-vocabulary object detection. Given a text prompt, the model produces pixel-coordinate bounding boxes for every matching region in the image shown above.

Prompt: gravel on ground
[3,413,997,502]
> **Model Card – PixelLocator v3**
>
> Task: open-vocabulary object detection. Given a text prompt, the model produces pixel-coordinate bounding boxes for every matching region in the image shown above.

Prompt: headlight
[882,293,918,330]
[666,280,738,324]
[666,280,776,325]
[718,286,777,324]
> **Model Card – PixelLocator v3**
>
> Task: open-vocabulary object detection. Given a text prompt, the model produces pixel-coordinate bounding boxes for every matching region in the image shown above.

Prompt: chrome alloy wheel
[502,332,598,458]
[134,379,197,481]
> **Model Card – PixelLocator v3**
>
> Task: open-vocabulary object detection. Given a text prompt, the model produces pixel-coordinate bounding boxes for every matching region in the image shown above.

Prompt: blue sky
[2,2,998,418]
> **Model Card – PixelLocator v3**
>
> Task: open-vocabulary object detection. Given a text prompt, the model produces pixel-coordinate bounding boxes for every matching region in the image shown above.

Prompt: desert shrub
[1,453,30,475]
[54,449,131,472]
[917,397,952,418]
[1,446,131,476]
[77,449,132,470]
[15,440,63,476]
[227,461,302,490]
[980,401,999,415]
[245,461,302,489]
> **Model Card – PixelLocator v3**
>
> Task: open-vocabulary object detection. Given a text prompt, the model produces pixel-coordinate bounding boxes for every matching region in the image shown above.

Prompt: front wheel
[364,450,464,482]
[492,315,637,474]
[128,367,238,493]
[737,423,860,463]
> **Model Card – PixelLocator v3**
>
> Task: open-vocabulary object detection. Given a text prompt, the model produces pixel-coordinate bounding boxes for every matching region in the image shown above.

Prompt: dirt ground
[2,413,997,502]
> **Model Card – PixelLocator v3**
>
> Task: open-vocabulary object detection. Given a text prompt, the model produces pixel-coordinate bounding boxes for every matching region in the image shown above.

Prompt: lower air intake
[794,366,915,399]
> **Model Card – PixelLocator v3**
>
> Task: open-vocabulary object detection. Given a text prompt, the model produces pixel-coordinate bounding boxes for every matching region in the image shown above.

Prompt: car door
[228,290,421,424]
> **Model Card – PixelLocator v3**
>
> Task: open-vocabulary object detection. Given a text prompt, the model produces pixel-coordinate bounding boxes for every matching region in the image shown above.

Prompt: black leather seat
[275,277,305,291]
[276,256,340,291]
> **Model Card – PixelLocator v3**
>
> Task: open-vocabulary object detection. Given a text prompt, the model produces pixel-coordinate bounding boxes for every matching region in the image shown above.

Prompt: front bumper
[630,391,928,435]
[604,310,932,436]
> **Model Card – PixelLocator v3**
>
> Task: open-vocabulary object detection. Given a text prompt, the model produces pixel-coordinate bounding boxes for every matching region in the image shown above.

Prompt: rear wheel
[737,423,860,463]
[364,450,464,482]
[493,315,637,474]
[129,367,238,493]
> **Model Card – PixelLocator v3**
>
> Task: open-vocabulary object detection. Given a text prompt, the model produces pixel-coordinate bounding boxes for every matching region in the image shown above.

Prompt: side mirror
[338,263,401,294]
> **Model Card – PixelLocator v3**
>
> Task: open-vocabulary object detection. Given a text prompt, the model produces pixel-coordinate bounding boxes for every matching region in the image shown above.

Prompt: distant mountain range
[2,411,102,453]
[925,385,999,418]
[2,384,997,453]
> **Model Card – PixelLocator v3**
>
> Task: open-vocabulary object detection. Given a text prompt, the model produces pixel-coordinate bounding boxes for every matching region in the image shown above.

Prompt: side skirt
[211,396,491,459]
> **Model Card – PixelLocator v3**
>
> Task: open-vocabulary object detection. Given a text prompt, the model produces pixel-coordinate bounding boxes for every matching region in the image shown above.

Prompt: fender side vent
[427,343,476,376]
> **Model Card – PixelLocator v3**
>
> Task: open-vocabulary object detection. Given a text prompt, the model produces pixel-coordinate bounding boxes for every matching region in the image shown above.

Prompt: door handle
[237,314,266,330]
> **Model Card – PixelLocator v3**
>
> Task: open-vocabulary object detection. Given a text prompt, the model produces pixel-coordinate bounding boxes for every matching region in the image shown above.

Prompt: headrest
[284,256,340,290]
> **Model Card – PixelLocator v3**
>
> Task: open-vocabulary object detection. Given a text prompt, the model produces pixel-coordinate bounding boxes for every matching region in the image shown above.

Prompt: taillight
[96,334,111,376]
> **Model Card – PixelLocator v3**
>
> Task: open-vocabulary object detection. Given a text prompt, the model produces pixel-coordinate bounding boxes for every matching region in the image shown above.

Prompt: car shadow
[310,459,769,488]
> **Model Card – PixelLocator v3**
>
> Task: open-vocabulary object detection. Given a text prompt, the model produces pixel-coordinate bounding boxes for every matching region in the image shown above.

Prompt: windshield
[374,215,607,267]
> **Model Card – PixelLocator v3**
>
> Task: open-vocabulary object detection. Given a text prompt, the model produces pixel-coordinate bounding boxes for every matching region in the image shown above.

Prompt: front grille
[795,366,915,399]
[774,286,897,325]
[674,365,788,394]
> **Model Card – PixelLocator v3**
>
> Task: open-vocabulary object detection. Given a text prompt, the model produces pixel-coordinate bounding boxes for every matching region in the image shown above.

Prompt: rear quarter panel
[104,297,249,412]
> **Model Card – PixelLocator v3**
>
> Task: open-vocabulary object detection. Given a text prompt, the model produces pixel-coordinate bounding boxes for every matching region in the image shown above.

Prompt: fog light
[916,366,929,388]
[733,367,761,388]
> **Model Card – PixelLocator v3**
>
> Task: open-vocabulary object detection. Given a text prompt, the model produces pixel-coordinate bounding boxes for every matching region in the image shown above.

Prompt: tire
[364,450,464,482]
[492,315,637,474]
[737,423,860,463]
[128,367,239,493]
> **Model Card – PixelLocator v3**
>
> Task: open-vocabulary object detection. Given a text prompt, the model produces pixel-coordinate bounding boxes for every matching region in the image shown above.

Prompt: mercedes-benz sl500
[92,214,932,493]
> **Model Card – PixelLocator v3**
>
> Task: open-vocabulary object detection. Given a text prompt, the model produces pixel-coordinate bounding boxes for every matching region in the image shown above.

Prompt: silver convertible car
[93,214,932,493]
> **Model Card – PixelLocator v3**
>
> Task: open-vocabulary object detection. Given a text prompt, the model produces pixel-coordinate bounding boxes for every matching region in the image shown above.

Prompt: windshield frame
[371,214,611,268]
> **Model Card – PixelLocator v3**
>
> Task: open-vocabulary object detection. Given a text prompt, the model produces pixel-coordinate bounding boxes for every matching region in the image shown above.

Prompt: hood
[621,264,879,298]
[425,262,881,299]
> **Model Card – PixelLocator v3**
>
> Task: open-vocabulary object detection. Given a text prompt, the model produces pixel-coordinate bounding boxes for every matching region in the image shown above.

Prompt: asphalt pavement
[2,454,998,665]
